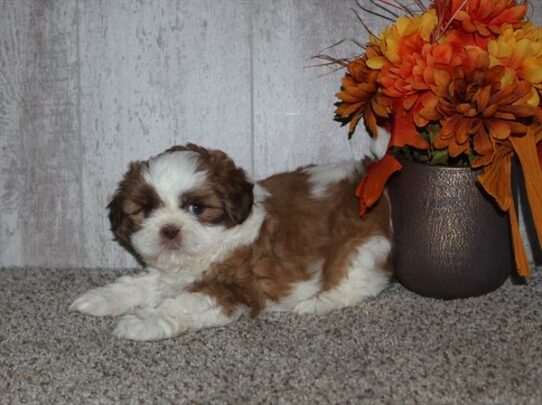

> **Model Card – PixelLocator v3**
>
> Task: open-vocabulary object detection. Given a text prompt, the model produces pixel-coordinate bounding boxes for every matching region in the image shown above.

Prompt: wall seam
[248,0,255,177]
[76,0,85,266]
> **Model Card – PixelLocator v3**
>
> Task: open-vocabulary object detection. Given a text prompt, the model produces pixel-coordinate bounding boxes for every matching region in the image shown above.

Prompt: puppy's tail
[369,127,391,161]
[356,128,391,180]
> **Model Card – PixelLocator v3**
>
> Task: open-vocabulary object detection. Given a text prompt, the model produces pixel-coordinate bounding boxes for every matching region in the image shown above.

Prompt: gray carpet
[1,267,541,404]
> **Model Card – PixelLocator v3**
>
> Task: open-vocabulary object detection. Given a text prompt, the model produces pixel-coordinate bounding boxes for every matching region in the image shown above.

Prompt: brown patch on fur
[166,144,254,227]
[190,164,392,317]
[107,161,162,261]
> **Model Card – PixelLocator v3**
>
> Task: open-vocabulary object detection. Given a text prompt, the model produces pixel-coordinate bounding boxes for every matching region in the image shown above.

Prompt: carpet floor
[1,267,541,404]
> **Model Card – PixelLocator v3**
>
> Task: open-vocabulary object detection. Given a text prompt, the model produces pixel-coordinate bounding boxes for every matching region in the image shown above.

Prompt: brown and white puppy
[70,144,392,340]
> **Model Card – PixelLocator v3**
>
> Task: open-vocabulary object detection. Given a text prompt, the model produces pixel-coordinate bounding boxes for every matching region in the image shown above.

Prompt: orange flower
[335,49,392,137]
[380,42,464,126]
[450,0,526,34]
[422,59,538,166]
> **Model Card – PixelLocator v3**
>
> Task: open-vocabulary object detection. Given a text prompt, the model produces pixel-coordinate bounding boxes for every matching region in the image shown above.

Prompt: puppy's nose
[160,225,180,240]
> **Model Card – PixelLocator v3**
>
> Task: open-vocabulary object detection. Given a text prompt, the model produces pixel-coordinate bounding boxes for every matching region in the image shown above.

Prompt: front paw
[113,310,173,341]
[70,288,128,317]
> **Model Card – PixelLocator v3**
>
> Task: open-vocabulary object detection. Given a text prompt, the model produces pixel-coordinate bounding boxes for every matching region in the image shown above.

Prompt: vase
[387,160,513,299]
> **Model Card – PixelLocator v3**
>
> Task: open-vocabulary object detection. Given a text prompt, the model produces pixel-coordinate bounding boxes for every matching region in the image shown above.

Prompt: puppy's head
[108,144,254,269]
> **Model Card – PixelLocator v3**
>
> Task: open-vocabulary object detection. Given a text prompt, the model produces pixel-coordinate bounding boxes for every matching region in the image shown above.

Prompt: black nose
[160,225,180,240]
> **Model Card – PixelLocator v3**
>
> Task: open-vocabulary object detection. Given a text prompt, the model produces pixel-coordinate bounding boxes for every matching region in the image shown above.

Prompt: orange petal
[346,85,375,99]
[493,111,516,120]
[448,137,468,157]
[439,116,459,140]
[499,104,536,118]
[348,112,363,138]
[356,154,402,216]
[475,22,491,37]
[476,85,492,112]
[366,56,388,70]
[489,88,514,107]
[477,139,533,277]
[371,97,391,118]
[468,118,482,135]
[390,107,429,150]
[413,112,429,128]
[477,148,513,212]
[461,19,477,34]
[507,121,528,134]
[510,134,542,249]
[508,199,532,277]
[434,70,451,88]
[402,94,419,111]
[364,108,378,138]
[335,102,363,117]
[473,129,494,157]
[336,91,363,104]
[486,120,511,140]
[342,76,358,89]
[489,4,528,26]
[472,152,495,168]
[455,117,471,145]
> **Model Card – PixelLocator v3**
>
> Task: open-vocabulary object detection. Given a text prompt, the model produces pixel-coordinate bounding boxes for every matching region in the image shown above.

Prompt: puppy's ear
[201,148,254,227]
[107,162,145,263]
[223,171,254,226]
[107,187,131,249]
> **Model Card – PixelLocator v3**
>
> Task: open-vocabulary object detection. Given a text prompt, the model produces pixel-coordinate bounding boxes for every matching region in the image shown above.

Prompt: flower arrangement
[329,0,542,277]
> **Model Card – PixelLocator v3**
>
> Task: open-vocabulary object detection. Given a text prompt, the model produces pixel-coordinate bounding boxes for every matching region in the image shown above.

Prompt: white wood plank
[79,0,253,267]
[0,0,82,267]
[1,1,541,268]
[252,0,390,178]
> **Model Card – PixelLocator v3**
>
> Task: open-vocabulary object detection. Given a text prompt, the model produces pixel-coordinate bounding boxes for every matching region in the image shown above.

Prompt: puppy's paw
[113,310,175,341]
[294,297,333,315]
[70,288,128,317]
[293,299,318,314]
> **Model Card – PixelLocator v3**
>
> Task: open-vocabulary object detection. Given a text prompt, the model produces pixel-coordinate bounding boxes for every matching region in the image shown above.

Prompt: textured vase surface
[387,160,513,299]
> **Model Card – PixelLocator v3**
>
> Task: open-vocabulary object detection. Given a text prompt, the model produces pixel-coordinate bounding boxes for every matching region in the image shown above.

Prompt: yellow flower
[368,9,438,67]
[488,24,542,89]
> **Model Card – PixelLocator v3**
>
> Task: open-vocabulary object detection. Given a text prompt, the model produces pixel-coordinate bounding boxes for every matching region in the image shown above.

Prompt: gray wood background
[1,0,541,269]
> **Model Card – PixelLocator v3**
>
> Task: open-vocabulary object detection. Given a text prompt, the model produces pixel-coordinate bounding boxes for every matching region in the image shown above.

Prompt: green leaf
[467,152,475,167]
[419,128,431,144]
[413,150,429,163]
[430,149,449,165]
[426,123,441,144]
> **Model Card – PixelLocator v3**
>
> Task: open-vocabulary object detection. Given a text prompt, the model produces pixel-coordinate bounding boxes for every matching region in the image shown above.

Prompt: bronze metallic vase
[387,160,513,299]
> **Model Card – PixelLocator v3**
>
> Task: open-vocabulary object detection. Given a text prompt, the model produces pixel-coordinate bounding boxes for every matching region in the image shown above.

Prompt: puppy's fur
[71,144,392,340]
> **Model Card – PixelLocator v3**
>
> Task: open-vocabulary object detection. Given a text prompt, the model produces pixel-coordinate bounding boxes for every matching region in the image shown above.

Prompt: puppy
[70,144,392,340]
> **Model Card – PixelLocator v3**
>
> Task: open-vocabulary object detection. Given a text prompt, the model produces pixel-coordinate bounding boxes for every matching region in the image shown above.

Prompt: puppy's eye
[128,208,143,216]
[187,203,204,216]
[128,206,153,219]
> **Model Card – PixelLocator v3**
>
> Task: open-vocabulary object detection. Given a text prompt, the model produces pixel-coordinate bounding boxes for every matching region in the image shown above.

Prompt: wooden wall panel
[252,0,389,178]
[1,0,541,268]
[0,0,82,267]
[79,0,252,267]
